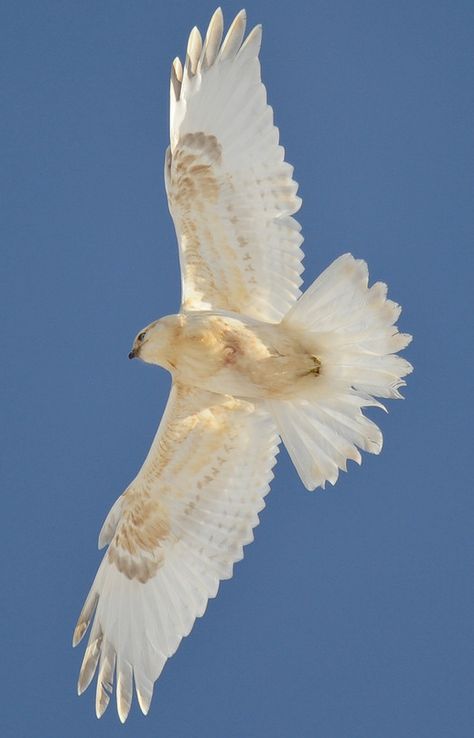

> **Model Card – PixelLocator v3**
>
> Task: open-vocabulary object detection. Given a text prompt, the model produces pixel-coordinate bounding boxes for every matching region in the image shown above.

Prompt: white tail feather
[270,253,412,490]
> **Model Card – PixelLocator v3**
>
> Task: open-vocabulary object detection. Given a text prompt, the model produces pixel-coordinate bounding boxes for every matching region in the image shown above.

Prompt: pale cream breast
[169,312,317,399]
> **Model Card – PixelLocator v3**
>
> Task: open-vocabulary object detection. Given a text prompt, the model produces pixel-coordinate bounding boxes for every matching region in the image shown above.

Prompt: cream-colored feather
[166,10,303,321]
[74,384,279,721]
[74,8,412,724]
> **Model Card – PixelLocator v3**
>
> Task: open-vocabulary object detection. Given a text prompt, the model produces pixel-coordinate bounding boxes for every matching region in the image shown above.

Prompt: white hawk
[73,8,412,722]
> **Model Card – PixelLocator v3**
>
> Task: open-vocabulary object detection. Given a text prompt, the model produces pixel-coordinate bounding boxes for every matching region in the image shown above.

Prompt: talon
[309,355,321,376]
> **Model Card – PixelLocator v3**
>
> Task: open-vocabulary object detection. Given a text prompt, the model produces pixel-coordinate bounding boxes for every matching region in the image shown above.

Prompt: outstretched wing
[165,8,304,322]
[73,384,279,722]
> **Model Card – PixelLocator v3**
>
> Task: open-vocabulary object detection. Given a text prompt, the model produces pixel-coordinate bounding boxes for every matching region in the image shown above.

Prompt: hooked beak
[128,349,136,360]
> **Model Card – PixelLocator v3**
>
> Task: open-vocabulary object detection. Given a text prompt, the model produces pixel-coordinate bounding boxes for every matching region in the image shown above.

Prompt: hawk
[73,8,412,722]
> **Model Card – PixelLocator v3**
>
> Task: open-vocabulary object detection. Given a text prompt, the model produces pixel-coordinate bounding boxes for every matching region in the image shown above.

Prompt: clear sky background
[2,1,473,736]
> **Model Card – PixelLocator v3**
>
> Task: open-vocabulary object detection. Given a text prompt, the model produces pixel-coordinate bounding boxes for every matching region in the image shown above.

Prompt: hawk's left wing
[165,9,304,322]
[73,384,279,722]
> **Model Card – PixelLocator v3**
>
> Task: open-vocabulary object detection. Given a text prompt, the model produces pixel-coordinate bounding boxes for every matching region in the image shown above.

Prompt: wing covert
[165,9,304,322]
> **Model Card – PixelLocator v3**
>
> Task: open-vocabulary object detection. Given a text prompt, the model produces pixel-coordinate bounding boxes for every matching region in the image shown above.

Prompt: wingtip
[72,591,99,647]
[95,704,106,720]
[170,56,183,101]
[209,6,224,35]
[137,689,152,716]
[117,696,132,724]
[116,693,130,723]
[219,8,247,61]
[233,8,248,33]
[72,621,87,648]
[186,25,203,76]
[77,671,90,697]
[237,22,263,60]
[77,666,88,696]
[188,25,201,45]
[95,688,111,719]
[117,709,128,724]
[172,56,183,82]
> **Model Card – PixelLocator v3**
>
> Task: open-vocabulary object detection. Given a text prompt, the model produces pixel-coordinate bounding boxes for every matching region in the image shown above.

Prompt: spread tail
[268,253,412,490]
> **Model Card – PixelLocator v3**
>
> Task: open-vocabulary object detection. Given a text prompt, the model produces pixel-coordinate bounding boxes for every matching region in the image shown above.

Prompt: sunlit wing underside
[74,383,279,721]
[165,8,304,321]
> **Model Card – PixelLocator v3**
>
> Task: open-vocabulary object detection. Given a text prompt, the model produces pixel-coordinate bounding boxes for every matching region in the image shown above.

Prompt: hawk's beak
[128,349,136,360]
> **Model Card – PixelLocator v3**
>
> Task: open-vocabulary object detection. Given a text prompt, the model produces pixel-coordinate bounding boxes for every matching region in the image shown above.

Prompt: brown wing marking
[168,132,253,310]
[105,387,248,584]
[107,488,170,583]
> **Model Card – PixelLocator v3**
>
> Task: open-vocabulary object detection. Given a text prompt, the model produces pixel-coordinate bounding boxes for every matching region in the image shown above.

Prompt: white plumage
[74,8,412,722]
[166,8,303,321]
[75,386,278,721]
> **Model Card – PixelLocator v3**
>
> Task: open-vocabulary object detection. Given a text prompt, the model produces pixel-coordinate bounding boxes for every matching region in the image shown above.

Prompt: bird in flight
[73,8,412,723]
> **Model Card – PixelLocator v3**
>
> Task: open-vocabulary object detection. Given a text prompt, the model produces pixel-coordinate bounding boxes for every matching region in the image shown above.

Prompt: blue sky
[2,1,473,736]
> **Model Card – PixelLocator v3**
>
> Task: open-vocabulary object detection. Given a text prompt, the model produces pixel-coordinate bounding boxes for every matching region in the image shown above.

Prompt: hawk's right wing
[73,384,279,722]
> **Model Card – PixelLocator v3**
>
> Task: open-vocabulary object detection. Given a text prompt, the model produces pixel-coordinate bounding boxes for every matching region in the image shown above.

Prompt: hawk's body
[136,311,318,399]
[74,9,412,723]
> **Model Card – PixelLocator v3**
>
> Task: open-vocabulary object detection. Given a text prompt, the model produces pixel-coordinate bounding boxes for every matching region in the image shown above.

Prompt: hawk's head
[129,316,178,370]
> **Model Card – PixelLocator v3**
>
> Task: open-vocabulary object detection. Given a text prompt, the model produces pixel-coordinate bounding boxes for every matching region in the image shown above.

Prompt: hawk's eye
[137,332,146,342]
